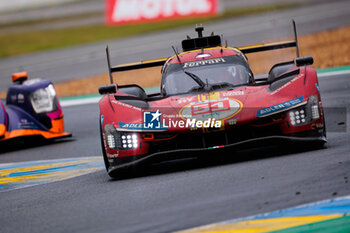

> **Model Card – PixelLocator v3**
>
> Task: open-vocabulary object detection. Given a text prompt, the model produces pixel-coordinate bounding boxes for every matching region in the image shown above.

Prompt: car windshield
[162,56,252,96]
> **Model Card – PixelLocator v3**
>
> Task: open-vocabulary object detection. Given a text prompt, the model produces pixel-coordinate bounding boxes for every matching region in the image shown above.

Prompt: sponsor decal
[106,0,219,25]
[270,74,303,95]
[315,83,320,93]
[10,95,16,102]
[316,122,324,128]
[222,90,244,97]
[183,57,226,68]
[177,96,196,104]
[112,100,142,111]
[180,98,242,121]
[195,53,212,59]
[119,122,143,130]
[227,118,237,125]
[17,119,37,129]
[208,145,224,149]
[107,153,119,158]
[198,92,220,101]
[257,96,303,117]
[17,93,24,103]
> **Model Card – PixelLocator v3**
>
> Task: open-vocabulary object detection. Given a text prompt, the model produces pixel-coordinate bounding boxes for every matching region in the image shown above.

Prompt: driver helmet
[228,66,246,84]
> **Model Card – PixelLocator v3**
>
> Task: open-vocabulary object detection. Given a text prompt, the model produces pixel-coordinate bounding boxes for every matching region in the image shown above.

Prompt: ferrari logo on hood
[183,57,226,68]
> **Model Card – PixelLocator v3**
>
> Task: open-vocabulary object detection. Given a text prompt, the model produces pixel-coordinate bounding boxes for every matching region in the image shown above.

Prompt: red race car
[99,22,326,177]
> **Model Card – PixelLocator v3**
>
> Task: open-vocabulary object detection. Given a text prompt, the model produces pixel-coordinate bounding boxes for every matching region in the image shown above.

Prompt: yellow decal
[198,92,221,101]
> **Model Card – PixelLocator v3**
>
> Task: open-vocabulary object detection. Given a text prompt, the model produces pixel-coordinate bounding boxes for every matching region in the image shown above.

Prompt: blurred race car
[0,72,71,146]
[99,22,326,177]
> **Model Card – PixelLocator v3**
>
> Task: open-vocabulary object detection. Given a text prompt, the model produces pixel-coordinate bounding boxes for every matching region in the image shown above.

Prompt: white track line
[318,69,350,78]
[60,96,101,107]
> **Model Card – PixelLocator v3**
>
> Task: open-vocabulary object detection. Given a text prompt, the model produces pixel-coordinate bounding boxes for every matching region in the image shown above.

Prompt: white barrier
[0,0,76,13]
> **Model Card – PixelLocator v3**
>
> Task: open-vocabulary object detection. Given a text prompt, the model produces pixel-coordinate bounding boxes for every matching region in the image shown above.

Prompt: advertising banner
[106,0,220,25]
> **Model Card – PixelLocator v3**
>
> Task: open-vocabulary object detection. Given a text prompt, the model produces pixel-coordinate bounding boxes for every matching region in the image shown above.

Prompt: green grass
[0,3,298,58]
[0,12,104,29]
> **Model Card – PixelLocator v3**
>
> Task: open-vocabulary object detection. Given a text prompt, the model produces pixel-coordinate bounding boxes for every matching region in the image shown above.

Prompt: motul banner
[106,0,220,25]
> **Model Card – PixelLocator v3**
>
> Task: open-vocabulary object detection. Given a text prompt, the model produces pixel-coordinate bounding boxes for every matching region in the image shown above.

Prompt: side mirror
[295,56,313,66]
[99,84,117,95]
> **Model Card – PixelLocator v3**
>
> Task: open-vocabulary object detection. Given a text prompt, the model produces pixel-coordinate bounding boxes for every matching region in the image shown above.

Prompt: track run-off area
[179,195,350,233]
[0,157,103,192]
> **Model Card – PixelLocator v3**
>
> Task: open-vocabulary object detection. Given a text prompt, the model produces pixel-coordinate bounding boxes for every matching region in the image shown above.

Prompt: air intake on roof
[182,26,222,52]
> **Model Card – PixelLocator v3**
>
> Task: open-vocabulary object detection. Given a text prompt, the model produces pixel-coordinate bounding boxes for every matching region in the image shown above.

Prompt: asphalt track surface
[1,0,350,91]
[0,72,349,233]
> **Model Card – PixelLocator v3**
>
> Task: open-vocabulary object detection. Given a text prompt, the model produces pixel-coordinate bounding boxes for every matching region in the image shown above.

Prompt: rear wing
[105,20,299,84]
[106,46,167,84]
[238,20,299,55]
[238,40,296,54]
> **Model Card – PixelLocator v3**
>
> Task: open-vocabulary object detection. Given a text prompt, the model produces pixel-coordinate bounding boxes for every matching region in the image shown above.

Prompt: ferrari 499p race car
[0,72,71,147]
[99,22,326,177]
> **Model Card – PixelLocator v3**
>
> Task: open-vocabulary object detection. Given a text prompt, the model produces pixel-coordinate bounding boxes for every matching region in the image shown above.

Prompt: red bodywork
[99,46,326,175]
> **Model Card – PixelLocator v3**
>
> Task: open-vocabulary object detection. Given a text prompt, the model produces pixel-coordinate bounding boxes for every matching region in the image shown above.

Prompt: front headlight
[105,125,139,150]
[289,109,306,126]
[120,134,139,149]
[309,95,320,120]
[30,84,57,113]
[288,95,320,126]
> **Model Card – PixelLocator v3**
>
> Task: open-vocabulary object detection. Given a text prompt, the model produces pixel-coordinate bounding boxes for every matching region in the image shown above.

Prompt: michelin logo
[257,96,303,117]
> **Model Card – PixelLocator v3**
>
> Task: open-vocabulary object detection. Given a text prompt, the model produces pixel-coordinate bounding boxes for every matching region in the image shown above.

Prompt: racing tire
[302,114,327,150]
[99,116,110,172]
[314,109,327,148]
[108,167,135,180]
